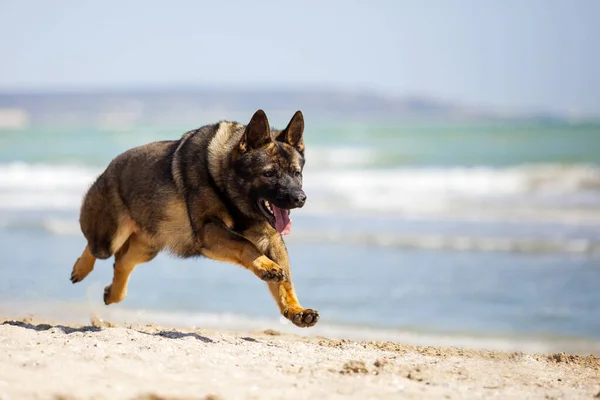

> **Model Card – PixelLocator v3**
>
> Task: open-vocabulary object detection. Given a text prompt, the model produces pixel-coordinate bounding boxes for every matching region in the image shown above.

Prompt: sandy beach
[0,317,598,400]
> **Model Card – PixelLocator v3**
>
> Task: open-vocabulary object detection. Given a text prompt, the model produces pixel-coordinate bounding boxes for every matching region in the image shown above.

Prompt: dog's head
[232,109,306,234]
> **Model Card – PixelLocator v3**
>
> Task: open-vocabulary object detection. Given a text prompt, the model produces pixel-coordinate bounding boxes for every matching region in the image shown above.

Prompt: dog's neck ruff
[207,122,239,190]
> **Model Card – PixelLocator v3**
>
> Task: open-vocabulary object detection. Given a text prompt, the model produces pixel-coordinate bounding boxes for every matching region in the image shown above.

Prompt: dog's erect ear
[240,109,271,152]
[275,110,305,153]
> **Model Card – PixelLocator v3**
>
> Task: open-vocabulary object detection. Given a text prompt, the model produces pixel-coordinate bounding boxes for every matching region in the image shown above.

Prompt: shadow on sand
[2,319,215,343]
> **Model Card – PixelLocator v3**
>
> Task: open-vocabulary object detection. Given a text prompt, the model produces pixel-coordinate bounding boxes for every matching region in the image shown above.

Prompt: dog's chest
[241,227,272,254]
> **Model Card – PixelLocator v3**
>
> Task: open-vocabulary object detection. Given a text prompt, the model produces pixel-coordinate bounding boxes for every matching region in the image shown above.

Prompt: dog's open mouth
[258,199,292,235]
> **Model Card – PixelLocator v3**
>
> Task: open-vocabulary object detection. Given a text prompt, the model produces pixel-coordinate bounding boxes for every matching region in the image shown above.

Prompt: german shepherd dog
[70,109,319,328]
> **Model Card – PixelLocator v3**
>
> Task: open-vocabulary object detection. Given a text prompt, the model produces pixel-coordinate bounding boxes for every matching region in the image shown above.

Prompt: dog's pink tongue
[272,205,292,235]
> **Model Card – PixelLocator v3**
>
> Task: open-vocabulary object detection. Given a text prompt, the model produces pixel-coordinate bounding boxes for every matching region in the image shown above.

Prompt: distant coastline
[0,87,592,128]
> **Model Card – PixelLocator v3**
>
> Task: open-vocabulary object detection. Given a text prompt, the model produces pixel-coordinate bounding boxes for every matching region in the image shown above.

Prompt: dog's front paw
[284,308,319,328]
[261,268,285,283]
[255,256,286,282]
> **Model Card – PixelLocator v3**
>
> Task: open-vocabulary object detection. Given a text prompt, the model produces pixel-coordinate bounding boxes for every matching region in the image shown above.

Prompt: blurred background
[1,1,599,352]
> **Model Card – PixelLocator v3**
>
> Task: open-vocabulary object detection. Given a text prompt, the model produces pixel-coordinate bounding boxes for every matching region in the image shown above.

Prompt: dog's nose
[294,193,307,207]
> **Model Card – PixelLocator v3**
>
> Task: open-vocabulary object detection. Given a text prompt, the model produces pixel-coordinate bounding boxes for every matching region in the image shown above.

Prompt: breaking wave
[0,162,97,210]
[1,161,600,223]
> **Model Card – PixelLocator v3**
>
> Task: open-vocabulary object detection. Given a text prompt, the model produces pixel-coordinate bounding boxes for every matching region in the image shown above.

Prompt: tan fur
[70,246,96,283]
[207,121,243,189]
[155,199,196,255]
[104,233,157,304]
[110,216,139,254]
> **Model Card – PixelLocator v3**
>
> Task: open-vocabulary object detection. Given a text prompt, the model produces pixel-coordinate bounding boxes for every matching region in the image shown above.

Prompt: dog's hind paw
[284,308,319,328]
[103,285,111,305]
[103,284,127,305]
[70,270,81,283]
[70,255,94,284]
[70,258,84,283]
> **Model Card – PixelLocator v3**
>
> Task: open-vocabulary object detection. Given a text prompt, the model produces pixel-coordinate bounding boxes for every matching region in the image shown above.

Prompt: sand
[1,317,599,400]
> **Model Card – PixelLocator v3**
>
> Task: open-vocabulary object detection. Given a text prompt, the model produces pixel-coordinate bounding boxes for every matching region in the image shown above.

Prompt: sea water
[1,118,599,352]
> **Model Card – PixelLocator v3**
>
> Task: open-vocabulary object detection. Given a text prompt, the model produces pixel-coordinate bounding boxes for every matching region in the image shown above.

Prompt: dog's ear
[240,109,271,151]
[275,110,305,154]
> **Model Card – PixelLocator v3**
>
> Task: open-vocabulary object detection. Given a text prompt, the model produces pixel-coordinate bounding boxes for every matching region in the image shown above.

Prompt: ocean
[1,118,599,353]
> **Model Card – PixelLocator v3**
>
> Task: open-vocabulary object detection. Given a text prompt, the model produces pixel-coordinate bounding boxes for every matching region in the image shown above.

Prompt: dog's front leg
[265,235,319,328]
[199,220,286,283]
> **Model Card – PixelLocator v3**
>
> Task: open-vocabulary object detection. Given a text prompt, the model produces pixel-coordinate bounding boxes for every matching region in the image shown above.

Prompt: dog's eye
[263,170,275,178]
[293,170,302,178]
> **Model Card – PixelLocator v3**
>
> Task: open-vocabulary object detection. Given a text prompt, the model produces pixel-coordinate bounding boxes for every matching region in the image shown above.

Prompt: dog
[70,109,319,328]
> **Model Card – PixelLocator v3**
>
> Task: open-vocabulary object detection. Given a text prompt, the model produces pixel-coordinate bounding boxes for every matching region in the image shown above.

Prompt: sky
[1,0,599,115]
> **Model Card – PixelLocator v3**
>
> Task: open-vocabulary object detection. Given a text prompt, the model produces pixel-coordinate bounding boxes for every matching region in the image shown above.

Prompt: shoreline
[1,315,599,399]
[0,296,600,357]
[2,299,600,357]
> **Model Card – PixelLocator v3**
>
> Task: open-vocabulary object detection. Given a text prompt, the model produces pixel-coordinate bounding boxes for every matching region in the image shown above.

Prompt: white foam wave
[302,163,600,221]
[0,162,98,211]
[304,163,600,198]
[0,162,599,224]
[0,162,98,190]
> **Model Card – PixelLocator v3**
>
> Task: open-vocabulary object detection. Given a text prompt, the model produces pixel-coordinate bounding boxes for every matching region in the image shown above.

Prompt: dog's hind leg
[70,245,96,283]
[103,233,158,305]
[72,213,135,283]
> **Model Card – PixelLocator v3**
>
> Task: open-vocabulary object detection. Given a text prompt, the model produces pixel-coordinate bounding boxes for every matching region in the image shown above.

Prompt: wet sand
[0,316,599,400]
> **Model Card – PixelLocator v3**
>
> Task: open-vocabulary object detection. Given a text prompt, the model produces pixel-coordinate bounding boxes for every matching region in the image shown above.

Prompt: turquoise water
[1,119,599,349]
[1,120,599,167]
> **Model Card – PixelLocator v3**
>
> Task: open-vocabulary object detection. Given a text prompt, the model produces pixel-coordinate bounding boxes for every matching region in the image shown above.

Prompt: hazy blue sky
[1,0,598,115]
